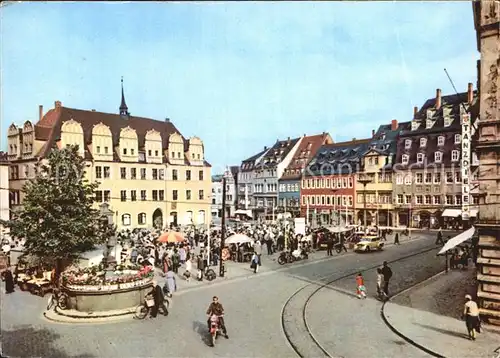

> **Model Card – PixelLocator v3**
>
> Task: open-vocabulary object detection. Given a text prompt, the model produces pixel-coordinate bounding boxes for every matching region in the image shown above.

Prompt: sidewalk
[382,269,500,358]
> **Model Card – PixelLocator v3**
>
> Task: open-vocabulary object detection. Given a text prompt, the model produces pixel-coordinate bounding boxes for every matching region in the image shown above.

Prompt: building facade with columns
[6,86,212,230]
[356,120,409,227]
[301,139,371,227]
[473,0,500,325]
[393,86,479,229]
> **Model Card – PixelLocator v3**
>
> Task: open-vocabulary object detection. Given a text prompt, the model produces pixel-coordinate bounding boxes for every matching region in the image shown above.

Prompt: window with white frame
[416,195,423,204]
[348,177,353,188]
[402,154,409,164]
[342,195,347,206]
[437,136,445,146]
[357,194,363,203]
[434,172,441,183]
[405,139,412,149]
[424,173,432,184]
[348,196,353,207]
[420,138,427,147]
[445,195,453,205]
[405,195,411,204]
[425,195,432,205]
[444,116,453,127]
[455,195,462,205]
[433,196,441,205]
[396,174,403,184]
[326,178,330,188]
[397,194,403,204]
[122,214,131,226]
[404,175,412,185]
[311,196,315,205]
[416,173,423,183]
[342,178,347,188]
[446,172,454,183]
[302,196,306,205]
[434,152,443,163]
[417,153,425,163]
[454,134,461,144]
[455,172,461,183]
[451,150,459,162]
[316,195,320,205]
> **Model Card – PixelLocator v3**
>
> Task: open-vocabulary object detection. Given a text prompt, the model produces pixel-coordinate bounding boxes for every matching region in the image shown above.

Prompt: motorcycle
[277,250,308,265]
[209,314,223,347]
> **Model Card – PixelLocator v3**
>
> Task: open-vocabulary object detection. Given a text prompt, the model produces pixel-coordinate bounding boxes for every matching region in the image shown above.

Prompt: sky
[0,1,478,174]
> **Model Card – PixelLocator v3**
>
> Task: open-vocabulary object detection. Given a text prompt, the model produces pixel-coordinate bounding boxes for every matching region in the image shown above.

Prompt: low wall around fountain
[62,278,153,312]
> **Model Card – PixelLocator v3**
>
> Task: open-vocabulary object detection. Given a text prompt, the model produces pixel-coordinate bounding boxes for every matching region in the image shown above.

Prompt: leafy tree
[2,145,114,278]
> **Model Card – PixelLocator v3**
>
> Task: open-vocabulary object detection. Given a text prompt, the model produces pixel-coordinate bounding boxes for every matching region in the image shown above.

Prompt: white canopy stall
[438,227,476,255]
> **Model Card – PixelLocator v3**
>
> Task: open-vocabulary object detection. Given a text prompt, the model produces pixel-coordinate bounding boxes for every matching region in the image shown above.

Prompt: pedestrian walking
[394,233,400,245]
[381,261,393,296]
[326,235,333,256]
[435,229,445,246]
[355,272,366,299]
[376,268,387,300]
[463,294,481,340]
[250,252,259,273]
[148,280,168,318]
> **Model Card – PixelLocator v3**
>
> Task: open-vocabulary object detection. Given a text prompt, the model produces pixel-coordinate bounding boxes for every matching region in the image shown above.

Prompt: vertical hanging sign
[461,113,471,220]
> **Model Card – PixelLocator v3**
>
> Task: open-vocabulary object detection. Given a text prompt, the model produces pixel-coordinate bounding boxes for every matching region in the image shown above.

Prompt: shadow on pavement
[1,325,95,358]
[192,320,212,347]
[414,322,469,339]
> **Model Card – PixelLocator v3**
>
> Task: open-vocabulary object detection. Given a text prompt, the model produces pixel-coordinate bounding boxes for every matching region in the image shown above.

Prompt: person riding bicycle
[206,296,229,339]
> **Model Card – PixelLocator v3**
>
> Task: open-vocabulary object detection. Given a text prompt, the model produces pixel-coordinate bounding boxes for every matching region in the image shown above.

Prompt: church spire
[119,76,129,118]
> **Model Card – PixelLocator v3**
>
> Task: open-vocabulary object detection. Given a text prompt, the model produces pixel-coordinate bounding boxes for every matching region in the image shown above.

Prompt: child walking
[376,268,387,300]
[356,272,366,299]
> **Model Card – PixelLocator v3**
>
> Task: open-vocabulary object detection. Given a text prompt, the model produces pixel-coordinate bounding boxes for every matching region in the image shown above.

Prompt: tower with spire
[119,76,129,119]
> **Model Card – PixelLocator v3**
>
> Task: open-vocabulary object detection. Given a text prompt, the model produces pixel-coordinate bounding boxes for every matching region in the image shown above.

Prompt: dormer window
[437,136,445,146]
[426,119,434,129]
[417,153,425,163]
[404,139,412,149]
[402,154,409,165]
[123,148,127,155]
[411,121,420,131]
[454,134,461,144]
[426,109,433,119]
[444,116,453,127]
[451,150,460,162]
[435,152,443,163]
[420,138,427,147]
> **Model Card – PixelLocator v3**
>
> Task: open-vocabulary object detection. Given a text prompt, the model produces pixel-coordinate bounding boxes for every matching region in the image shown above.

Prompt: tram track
[280,243,441,358]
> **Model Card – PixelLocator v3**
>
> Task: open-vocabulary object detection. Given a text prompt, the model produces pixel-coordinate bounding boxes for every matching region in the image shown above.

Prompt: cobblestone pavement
[1,232,448,357]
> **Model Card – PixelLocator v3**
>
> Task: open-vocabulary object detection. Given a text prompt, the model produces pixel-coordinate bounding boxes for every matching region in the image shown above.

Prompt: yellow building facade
[355,149,395,227]
[7,97,211,230]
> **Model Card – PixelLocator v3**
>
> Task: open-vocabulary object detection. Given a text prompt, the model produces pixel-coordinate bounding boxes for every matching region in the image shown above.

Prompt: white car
[354,236,384,252]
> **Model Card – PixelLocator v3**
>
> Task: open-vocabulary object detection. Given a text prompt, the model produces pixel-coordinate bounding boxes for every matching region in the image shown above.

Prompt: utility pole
[219,177,227,277]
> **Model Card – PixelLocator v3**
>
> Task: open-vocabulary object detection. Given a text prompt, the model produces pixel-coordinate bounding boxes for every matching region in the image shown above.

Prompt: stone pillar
[474,0,500,326]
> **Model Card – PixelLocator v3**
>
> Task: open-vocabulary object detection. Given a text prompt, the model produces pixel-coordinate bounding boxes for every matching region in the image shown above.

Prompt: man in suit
[148,280,168,318]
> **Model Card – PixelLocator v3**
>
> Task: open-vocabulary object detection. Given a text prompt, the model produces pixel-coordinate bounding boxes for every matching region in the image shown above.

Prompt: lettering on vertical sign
[461,114,471,220]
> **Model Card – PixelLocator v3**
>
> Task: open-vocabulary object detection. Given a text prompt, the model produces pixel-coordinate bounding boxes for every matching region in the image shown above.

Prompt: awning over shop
[470,209,478,218]
[235,209,252,217]
[438,227,476,255]
[442,209,461,217]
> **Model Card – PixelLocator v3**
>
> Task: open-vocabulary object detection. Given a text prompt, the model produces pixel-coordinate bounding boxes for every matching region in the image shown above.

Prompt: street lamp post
[219,177,227,277]
[357,176,372,231]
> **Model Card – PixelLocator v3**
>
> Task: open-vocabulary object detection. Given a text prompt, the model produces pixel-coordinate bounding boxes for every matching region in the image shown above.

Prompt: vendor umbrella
[158,231,185,243]
[225,233,253,245]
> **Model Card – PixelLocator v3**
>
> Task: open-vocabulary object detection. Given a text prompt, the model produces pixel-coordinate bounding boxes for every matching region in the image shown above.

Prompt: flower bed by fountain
[59,264,154,314]
[62,264,153,291]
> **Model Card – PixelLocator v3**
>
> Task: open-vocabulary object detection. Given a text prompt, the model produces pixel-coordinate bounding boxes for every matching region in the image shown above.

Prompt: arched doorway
[357,211,373,226]
[378,211,388,226]
[170,211,178,228]
[152,208,163,229]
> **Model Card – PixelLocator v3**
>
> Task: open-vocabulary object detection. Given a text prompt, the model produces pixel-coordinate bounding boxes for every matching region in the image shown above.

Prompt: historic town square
[0,1,499,358]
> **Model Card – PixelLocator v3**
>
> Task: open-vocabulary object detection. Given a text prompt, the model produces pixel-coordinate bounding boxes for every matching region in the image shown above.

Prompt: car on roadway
[354,236,384,252]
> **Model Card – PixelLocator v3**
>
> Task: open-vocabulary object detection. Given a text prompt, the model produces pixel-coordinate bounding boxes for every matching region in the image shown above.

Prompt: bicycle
[46,288,69,311]
[134,294,170,319]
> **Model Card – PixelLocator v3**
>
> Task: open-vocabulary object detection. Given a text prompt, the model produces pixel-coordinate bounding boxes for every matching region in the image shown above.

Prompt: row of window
[120,210,206,226]
[95,189,205,202]
[95,166,204,181]
[357,194,392,204]
[301,195,354,207]
[279,183,300,193]
[401,150,460,165]
[404,134,461,150]
[302,177,354,189]
[211,195,234,204]
[395,194,479,206]
[279,198,299,207]
[396,172,462,185]
[254,183,278,193]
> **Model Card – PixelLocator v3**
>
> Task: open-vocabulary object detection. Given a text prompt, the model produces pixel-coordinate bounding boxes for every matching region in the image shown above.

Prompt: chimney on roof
[54,100,62,108]
[352,138,356,141]
[435,88,442,109]
[39,105,43,121]
[371,129,375,137]
[391,119,398,131]
[264,146,268,151]
[467,82,473,104]
[165,117,170,122]
[413,106,418,117]
[91,109,96,112]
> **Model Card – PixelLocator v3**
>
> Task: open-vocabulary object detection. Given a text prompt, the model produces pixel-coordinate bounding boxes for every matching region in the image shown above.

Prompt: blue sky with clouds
[1,1,478,172]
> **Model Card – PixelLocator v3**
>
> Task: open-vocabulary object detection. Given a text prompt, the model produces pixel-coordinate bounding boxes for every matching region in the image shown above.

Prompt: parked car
[354,236,384,252]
